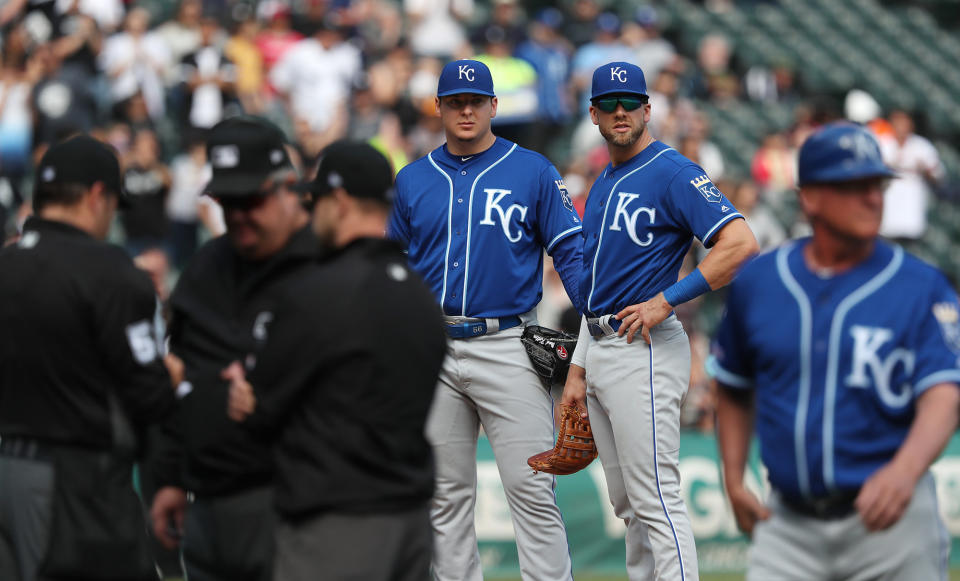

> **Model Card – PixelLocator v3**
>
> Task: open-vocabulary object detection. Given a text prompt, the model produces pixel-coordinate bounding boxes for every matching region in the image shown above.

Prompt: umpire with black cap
[148,116,319,581]
[0,135,177,581]
[226,141,447,581]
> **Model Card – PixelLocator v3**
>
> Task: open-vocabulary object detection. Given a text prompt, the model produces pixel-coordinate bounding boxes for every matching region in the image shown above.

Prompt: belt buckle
[446,320,487,339]
[587,321,604,338]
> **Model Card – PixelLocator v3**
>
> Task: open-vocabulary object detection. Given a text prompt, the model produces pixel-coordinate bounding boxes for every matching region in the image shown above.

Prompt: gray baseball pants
[427,325,573,581]
[748,472,949,580]
[582,314,699,581]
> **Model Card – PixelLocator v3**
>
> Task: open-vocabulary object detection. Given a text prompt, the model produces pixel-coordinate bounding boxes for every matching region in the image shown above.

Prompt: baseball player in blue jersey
[711,122,960,580]
[560,61,758,581]
[388,59,584,581]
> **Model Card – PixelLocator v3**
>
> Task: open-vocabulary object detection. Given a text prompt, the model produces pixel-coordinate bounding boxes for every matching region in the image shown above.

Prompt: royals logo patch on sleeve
[933,301,960,353]
[691,174,726,209]
[555,179,575,213]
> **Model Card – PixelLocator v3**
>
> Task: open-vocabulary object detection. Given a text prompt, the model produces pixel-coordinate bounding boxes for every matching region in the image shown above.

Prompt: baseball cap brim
[205,172,270,196]
[437,88,496,98]
[798,165,897,186]
[590,89,648,101]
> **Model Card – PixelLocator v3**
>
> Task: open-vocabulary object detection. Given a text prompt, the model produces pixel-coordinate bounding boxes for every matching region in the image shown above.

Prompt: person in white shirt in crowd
[99,7,171,120]
[877,109,946,242]
[270,16,360,153]
[166,138,213,268]
[180,14,235,134]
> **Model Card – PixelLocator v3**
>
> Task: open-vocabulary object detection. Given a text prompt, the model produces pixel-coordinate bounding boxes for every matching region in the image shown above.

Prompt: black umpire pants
[182,485,275,581]
[0,455,54,581]
[273,502,432,581]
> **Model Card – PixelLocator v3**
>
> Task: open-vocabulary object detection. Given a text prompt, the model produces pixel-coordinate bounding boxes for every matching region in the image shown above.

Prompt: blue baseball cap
[797,122,896,186]
[591,61,647,100]
[437,59,495,98]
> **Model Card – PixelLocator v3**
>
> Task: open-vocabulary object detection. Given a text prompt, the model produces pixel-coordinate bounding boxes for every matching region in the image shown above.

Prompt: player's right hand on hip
[560,364,588,418]
[727,485,770,537]
[150,486,187,550]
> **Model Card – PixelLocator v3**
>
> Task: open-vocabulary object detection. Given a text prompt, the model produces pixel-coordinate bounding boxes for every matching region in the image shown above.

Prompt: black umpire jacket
[0,217,175,448]
[243,238,447,518]
[152,225,321,496]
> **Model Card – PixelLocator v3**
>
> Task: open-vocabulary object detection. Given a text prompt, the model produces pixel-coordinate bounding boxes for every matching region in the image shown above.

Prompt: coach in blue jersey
[711,122,960,580]
[561,61,758,581]
[389,59,584,581]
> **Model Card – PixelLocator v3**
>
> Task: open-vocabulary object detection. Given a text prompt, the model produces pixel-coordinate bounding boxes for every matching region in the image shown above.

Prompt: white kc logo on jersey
[479,188,528,243]
[845,325,915,408]
[610,192,655,247]
[458,65,475,81]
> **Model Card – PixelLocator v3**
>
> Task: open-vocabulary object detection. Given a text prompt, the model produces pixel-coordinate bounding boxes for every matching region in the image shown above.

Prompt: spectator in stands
[100,7,171,121]
[728,179,786,251]
[155,0,203,76]
[477,0,526,48]
[270,17,360,154]
[180,14,236,135]
[623,5,675,87]
[404,0,472,59]
[226,16,266,114]
[689,33,733,100]
[255,1,303,89]
[0,26,36,184]
[561,0,602,48]
[122,128,171,257]
[751,130,796,196]
[475,25,539,146]
[679,111,725,179]
[30,42,98,146]
[166,138,212,268]
[878,109,945,242]
[516,7,575,155]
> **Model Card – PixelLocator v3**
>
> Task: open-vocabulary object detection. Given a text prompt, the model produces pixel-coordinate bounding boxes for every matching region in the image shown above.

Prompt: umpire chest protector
[390,137,581,318]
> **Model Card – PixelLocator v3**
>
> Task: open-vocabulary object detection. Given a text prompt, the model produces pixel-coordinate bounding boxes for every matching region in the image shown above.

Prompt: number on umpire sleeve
[126,320,159,365]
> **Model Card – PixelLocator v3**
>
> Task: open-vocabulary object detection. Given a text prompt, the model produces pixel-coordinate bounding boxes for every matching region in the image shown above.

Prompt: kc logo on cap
[591,61,647,101]
[437,59,496,98]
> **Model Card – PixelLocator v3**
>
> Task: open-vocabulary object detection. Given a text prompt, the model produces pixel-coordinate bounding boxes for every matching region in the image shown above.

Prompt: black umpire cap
[301,141,395,206]
[205,116,293,196]
[36,134,126,203]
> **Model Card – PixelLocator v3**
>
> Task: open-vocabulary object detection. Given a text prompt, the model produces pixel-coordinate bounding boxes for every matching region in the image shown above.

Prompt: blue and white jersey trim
[587,148,673,314]
[702,212,744,245]
[822,245,902,491]
[547,225,582,253]
[427,152,455,311]
[462,143,517,315]
[775,242,813,500]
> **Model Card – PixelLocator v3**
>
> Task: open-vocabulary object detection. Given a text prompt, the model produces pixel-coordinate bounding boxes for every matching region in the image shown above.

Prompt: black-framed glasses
[593,96,647,113]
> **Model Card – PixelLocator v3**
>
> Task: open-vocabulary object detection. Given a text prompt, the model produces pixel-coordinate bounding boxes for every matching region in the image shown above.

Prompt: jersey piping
[462,143,517,315]
[587,147,673,314]
[547,226,583,253]
[427,152,456,312]
[776,242,814,500]
[822,245,902,492]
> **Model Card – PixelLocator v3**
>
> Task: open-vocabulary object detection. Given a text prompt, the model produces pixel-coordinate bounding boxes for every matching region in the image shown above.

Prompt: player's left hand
[855,461,918,531]
[223,360,256,421]
[615,292,673,344]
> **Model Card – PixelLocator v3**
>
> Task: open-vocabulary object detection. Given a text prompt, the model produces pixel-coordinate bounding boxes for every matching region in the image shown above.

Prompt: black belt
[779,489,860,520]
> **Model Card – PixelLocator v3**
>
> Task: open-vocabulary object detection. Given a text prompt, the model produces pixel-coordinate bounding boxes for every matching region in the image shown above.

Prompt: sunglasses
[214,182,286,211]
[593,96,647,113]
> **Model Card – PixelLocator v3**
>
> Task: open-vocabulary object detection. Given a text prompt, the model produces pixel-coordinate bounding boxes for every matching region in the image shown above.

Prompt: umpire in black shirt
[148,116,318,581]
[0,135,177,581]
[227,141,447,581]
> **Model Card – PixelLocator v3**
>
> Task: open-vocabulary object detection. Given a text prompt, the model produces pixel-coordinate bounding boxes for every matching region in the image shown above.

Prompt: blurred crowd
[0,0,953,430]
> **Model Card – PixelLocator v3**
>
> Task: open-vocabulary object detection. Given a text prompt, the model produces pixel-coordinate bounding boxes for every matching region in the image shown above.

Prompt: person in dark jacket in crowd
[148,115,318,581]
[227,141,447,581]
[0,135,177,581]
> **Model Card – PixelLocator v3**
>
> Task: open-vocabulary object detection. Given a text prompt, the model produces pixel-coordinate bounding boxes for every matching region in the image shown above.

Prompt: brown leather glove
[527,403,598,475]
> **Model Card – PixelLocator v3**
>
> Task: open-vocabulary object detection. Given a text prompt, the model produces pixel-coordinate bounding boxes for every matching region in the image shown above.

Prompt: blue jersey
[580,141,743,316]
[710,239,960,500]
[389,137,582,318]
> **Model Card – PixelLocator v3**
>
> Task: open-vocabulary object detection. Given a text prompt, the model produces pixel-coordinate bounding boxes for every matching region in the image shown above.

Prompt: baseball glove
[521,325,577,386]
[527,403,598,475]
